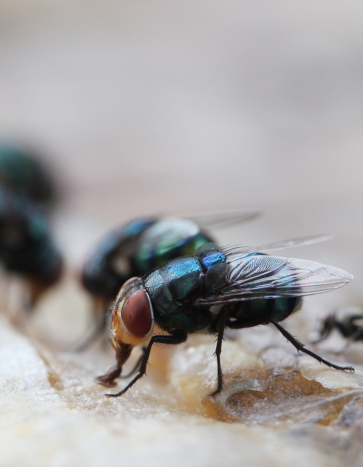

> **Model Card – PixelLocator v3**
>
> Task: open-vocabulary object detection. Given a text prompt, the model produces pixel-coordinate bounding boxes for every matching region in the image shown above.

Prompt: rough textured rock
[1,284,363,467]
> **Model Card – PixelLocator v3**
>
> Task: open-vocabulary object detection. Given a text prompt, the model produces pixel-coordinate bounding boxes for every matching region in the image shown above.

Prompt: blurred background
[0,0,362,311]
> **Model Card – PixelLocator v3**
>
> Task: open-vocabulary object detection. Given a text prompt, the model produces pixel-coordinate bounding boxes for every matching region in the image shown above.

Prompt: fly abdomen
[269,296,302,322]
[227,296,303,329]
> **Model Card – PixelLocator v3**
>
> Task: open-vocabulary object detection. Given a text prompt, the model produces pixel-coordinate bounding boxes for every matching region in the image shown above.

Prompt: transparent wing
[186,208,261,230]
[224,235,333,255]
[197,253,353,305]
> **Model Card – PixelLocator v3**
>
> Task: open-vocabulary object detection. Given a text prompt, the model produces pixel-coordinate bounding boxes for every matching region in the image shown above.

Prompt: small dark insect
[80,211,258,349]
[315,309,363,347]
[97,241,354,398]
[0,187,62,307]
[0,143,57,207]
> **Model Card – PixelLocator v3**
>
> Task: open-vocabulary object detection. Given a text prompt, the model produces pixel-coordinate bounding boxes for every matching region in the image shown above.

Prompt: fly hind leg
[270,320,354,372]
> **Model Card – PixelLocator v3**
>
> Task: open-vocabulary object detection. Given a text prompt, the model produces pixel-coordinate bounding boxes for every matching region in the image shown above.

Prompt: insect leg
[96,338,133,386]
[119,347,146,379]
[106,330,187,397]
[210,306,229,397]
[270,320,355,372]
[97,363,122,387]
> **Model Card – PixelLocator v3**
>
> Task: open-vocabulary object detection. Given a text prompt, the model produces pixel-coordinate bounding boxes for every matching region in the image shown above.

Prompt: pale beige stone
[1,290,363,467]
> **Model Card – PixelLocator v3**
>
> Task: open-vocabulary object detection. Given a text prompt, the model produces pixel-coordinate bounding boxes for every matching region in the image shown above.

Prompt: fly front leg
[119,347,146,379]
[106,330,187,397]
[210,306,229,397]
[96,364,122,387]
[97,346,144,385]
[96,338,132,387]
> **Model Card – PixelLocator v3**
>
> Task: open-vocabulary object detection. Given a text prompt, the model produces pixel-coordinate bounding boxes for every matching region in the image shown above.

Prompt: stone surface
[1,284,363,467]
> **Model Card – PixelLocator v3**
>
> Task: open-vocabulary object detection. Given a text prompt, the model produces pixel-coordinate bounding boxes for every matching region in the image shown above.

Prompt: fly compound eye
[121,289,154,338]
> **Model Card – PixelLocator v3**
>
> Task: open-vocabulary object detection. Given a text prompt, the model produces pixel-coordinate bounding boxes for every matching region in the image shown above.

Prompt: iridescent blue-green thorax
[144,245,225,333]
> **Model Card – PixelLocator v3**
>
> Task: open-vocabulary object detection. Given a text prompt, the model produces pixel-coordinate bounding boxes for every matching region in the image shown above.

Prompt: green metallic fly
[0,186,62,306]
[97,239,353,398]
[0,143,57,208]
[0,143,62,306]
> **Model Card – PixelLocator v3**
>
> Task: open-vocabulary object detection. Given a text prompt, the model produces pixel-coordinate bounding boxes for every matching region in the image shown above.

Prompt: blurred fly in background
[0,143,58,208]
[314,307,363,350]
[0,143,62,309]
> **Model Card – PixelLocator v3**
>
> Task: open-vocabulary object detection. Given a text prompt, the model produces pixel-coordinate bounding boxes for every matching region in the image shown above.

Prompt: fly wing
[187,208,260,229]
[197,253,353,305]
[225,235,332,255]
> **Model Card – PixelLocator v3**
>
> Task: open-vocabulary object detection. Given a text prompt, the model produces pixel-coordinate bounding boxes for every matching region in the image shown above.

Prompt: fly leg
[106,330,187,397]
[270,320,355,372]
[96,364,122,387]
[210,306,229,397]
[96,338,132,387]
[119,347,146,379]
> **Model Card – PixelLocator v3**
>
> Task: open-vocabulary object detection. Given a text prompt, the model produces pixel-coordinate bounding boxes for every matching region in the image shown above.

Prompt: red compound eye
[121,289,153,338]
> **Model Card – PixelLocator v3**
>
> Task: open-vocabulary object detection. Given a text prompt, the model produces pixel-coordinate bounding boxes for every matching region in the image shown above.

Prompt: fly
[0,142,57,208]
[97,240,354,398]
[0,186,62,307]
